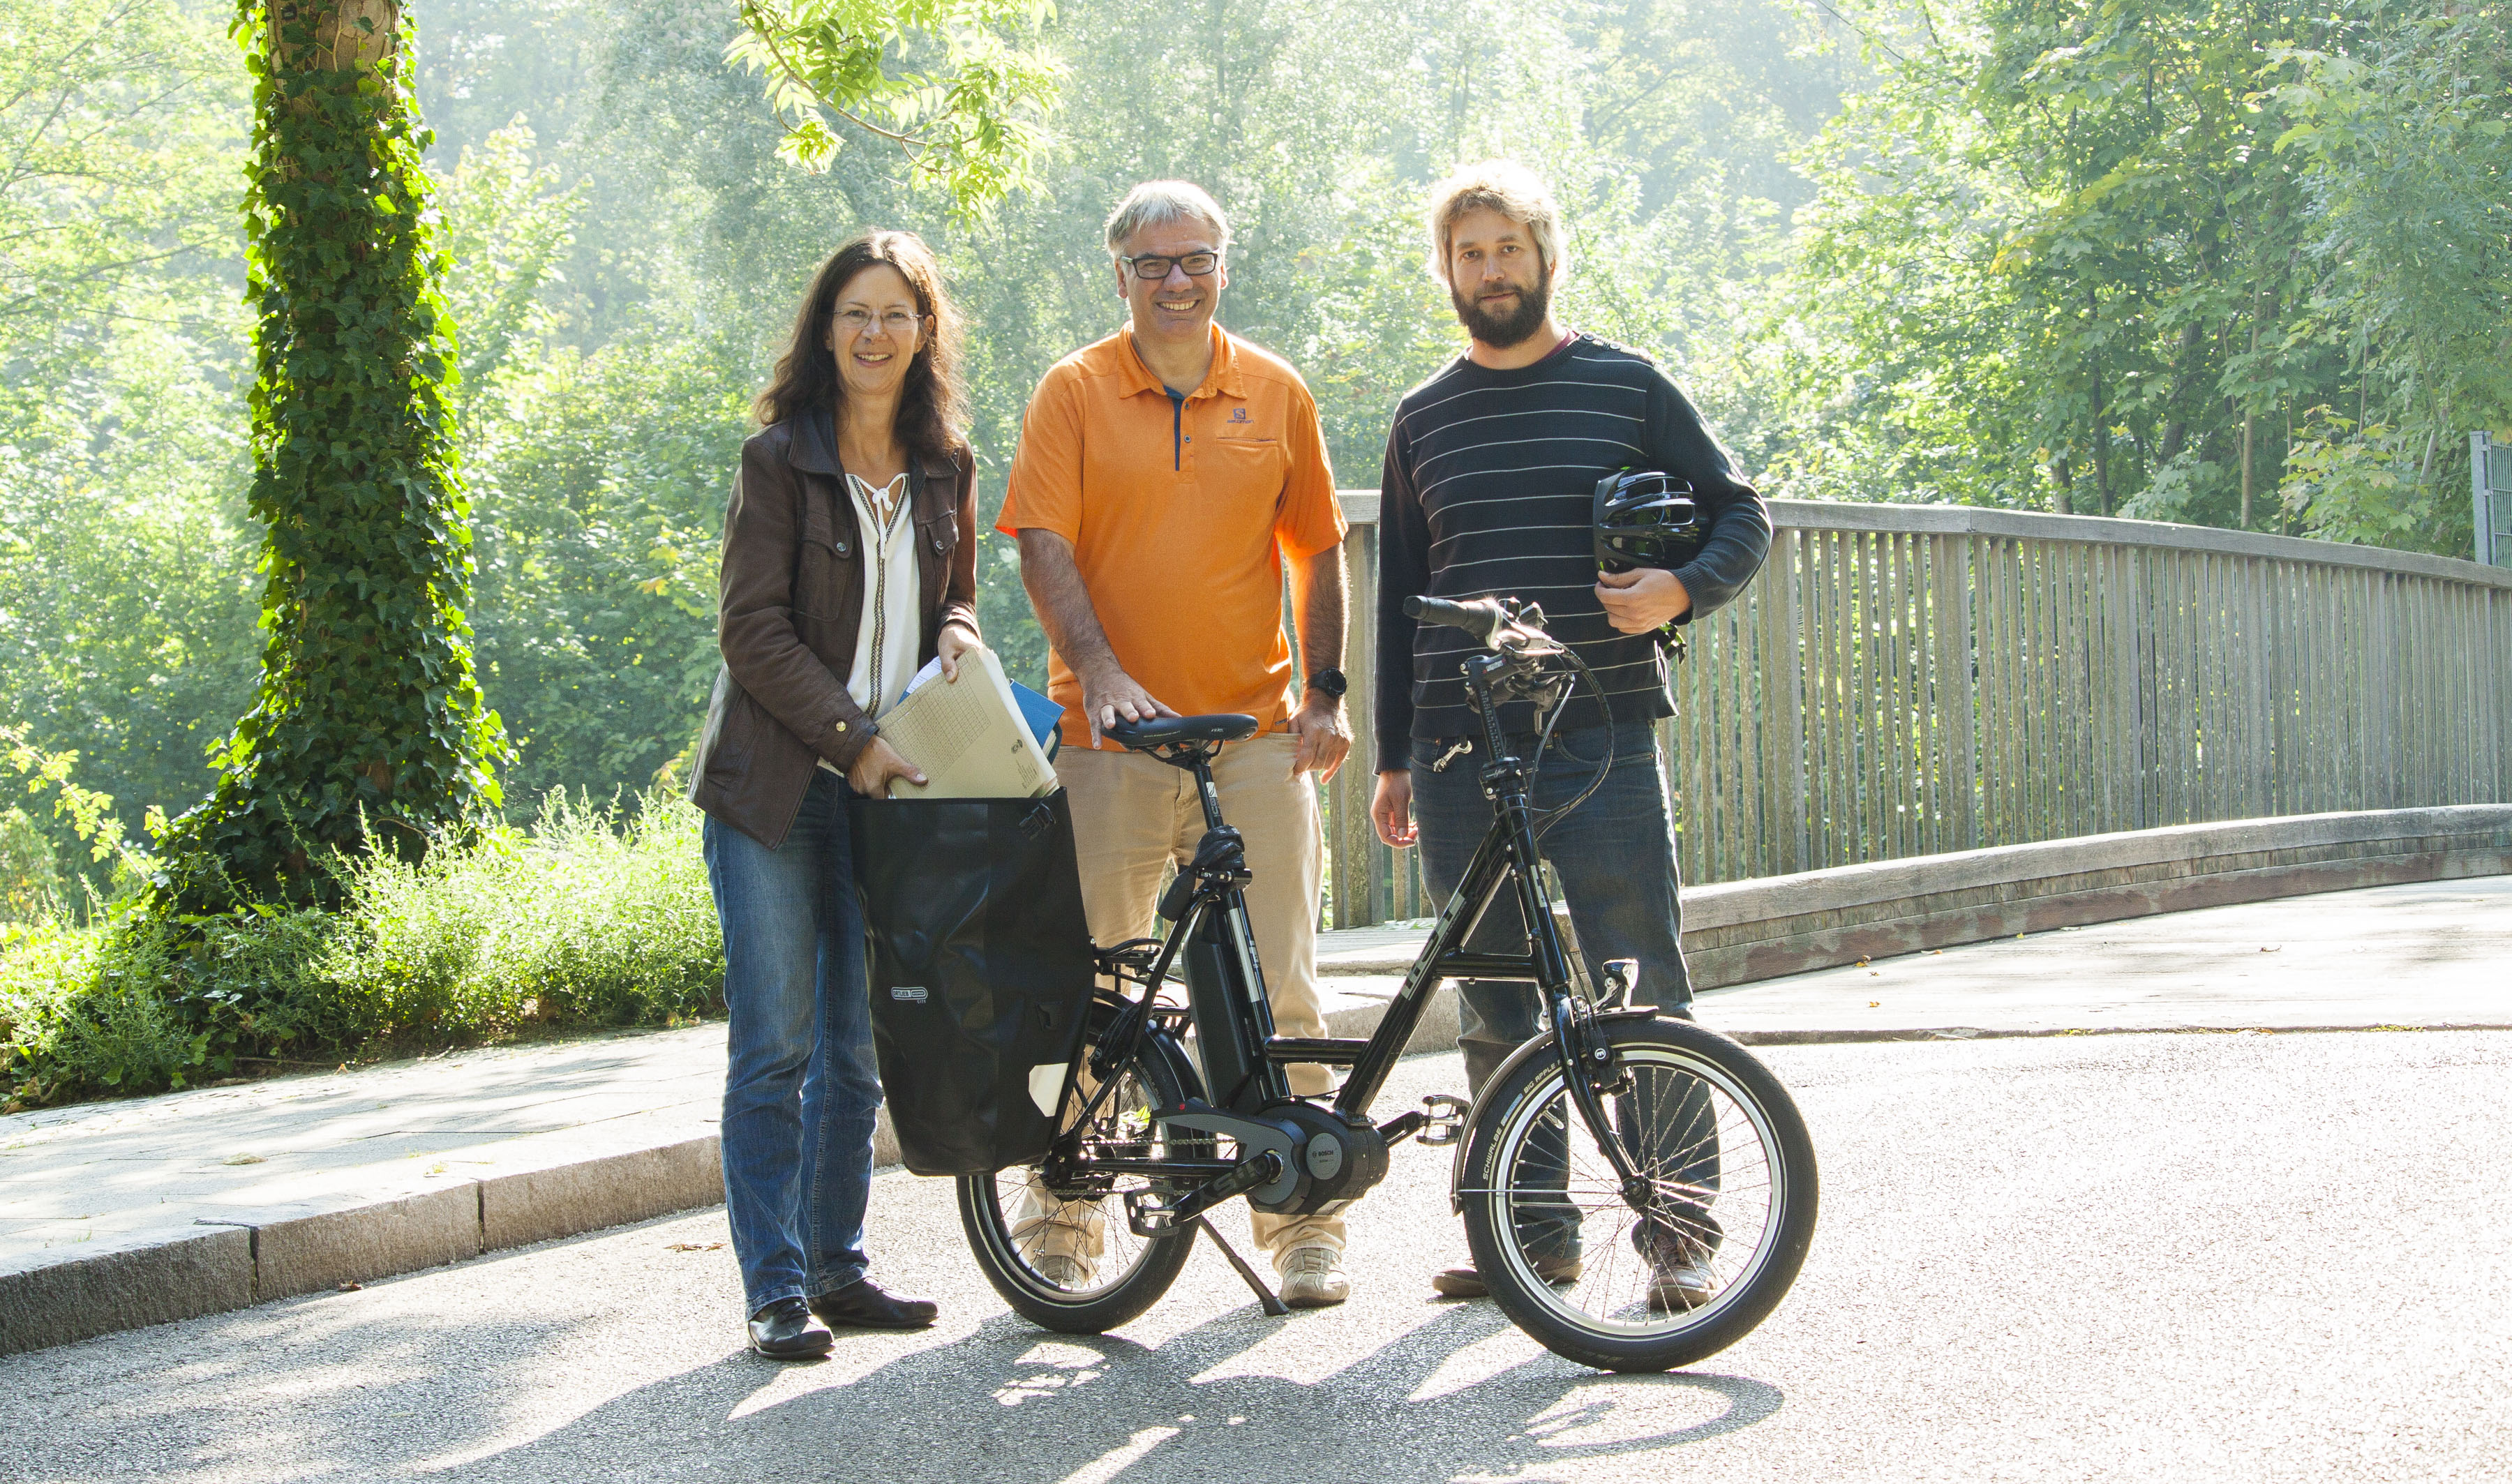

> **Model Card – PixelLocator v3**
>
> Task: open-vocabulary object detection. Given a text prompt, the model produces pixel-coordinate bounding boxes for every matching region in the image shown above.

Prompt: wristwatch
[1306,668,1348,700]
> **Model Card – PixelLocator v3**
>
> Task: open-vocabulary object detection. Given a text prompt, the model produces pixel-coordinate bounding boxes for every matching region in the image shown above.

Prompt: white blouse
[817,470,922,774]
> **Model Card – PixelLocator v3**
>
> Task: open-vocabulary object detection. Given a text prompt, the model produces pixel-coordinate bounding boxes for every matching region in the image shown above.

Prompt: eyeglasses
[1119,251,1220,281]
[834,308,922,336]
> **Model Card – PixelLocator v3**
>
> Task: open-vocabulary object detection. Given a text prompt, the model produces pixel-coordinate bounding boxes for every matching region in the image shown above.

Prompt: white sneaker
[1035,1254,1092,1289]
[1276,1244,1350,1308]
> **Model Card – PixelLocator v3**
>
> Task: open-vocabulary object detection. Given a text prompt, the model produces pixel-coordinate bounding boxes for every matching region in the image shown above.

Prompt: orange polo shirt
[998,325,1346,751]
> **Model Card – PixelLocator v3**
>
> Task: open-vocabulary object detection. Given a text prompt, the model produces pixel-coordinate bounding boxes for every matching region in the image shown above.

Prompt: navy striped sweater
[1373,333,1772,772]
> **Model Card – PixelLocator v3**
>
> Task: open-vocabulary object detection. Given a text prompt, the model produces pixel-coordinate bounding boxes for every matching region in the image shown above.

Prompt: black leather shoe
[809,1278,939,1331]
[747,1297,834,1359]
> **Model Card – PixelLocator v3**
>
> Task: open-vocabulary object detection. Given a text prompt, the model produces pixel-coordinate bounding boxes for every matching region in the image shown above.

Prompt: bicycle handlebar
[1405,594,1567,664]
[1403,594,1508,645]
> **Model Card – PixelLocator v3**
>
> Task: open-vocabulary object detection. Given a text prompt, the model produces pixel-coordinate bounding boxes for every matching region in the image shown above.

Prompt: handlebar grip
[1403,594,1505,644]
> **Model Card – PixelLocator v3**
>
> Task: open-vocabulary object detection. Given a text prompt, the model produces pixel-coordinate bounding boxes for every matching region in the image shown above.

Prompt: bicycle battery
[1178,901,1280,1112]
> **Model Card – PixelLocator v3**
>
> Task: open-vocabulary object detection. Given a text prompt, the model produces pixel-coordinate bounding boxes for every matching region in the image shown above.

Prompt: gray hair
[1425,160,1568,287]
[1105,179,1232,258]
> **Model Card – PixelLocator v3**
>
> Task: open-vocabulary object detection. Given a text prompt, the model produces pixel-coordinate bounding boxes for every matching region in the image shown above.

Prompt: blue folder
[1008,680,1064,758]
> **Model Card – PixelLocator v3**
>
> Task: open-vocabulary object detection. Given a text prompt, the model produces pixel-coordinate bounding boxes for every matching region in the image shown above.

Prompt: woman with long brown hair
[687,230,980,1358]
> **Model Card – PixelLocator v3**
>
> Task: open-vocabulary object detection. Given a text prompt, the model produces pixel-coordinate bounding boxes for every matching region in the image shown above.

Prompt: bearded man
[1368,160,1772,1307]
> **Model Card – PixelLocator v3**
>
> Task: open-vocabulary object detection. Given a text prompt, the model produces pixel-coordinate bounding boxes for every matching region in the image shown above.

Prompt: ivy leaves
[159,3,509,910]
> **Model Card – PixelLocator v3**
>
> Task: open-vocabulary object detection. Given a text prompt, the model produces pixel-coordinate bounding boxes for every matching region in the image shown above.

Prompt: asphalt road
[8,1031,2508,1483]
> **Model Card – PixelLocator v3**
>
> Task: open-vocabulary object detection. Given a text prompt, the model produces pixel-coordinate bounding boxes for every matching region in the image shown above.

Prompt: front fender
[1446,1007,1669,1211]
[1447,1030,1560,1214]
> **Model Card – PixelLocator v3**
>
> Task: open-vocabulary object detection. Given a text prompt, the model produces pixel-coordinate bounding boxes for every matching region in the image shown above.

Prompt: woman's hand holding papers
[937,617,980,682]
[848,737,927,798]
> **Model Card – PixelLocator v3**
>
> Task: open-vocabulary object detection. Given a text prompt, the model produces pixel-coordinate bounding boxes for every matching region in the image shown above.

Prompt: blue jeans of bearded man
[704,771,883,1316]
[1408,724,1719,1264]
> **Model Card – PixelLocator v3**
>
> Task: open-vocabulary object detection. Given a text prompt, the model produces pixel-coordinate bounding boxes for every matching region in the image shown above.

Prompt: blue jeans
[1410,723,1713,1261]
[704,770,882,1315]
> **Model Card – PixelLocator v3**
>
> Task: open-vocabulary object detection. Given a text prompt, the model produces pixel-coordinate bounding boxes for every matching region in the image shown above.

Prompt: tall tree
[161,1,508,908]
[1761,0,2506,553]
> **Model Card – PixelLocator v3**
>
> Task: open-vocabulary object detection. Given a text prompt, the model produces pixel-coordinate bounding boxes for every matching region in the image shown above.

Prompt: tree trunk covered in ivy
[163,0,507,910]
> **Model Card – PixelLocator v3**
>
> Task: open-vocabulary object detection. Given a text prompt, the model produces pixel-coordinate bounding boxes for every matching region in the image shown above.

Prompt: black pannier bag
[847,790,1096,1176]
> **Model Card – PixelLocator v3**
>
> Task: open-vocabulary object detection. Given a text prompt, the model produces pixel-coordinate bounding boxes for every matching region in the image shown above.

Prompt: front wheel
[1458,1016,1817,1372]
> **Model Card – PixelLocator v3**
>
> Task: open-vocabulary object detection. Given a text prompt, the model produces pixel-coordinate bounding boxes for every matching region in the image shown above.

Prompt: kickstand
[1196,1217,1289,1317]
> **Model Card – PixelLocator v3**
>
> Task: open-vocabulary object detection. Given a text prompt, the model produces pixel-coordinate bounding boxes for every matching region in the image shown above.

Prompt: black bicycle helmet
[1593,468,1704,573]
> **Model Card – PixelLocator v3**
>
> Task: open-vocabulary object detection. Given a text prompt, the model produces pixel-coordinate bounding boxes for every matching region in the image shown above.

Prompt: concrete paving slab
[0,1028,727,1268]
[1311,875,2512,1038]
[1699,874,2512,1037]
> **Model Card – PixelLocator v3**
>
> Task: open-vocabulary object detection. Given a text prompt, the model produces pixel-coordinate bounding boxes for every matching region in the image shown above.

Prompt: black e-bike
[957,595,1817,1372]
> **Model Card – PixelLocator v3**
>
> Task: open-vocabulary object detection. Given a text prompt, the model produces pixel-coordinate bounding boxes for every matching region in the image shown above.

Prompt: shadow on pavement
[447,1299,1782,1483]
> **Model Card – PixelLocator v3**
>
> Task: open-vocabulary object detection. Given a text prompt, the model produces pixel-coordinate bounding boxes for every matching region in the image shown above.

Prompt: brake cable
[1529,644,1614,841]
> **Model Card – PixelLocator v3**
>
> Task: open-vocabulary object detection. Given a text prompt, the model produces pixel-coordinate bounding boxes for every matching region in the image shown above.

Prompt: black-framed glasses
[1119,250,1220,280]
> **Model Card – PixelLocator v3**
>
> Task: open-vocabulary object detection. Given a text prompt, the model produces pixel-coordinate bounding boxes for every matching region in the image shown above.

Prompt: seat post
[1190,746,1226,831]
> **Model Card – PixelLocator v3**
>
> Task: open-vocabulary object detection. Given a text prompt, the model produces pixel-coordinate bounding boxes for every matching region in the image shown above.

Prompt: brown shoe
[1430,1254,1583,1298]
[1647,1258,1717,1312]
[1638,1213,1719,1312]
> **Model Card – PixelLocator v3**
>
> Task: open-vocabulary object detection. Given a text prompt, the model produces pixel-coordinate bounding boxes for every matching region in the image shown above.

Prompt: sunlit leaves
[727,0,1063,217]
[1759,0,2507,551]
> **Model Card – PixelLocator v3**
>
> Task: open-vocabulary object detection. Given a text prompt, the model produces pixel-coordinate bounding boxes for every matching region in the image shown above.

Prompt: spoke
[1484,1054,1793,1335]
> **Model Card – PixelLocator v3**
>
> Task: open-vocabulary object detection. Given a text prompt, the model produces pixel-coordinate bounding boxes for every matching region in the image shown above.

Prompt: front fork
[1472,672,1653,1212]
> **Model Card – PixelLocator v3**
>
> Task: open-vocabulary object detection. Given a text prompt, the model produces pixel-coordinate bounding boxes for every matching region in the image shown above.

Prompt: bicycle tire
[957,1030,1210,1334]
[1458,1016,1817,1372]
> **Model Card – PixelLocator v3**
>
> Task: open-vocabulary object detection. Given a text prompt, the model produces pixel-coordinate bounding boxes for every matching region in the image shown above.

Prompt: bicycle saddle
[1105,714,1261,750]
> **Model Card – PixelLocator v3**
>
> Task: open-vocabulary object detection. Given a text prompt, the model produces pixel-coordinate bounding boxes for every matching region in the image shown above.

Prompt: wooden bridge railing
[1320,495,2512,929]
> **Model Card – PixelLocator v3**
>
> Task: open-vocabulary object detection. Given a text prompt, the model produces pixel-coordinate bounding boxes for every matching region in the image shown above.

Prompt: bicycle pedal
[1123,1189,1179,1238]
[1417,1093,1470,1147]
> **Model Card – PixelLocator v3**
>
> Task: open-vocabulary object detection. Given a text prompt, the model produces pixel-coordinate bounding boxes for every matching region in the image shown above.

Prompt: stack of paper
[877,645,1060,800]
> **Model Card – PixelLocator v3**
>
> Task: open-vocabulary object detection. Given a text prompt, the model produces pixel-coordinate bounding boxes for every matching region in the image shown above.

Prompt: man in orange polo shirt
[997,179,1356,1307]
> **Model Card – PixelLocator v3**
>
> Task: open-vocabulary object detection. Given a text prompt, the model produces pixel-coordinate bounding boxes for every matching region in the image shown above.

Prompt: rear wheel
[1458,1016,1818,1372]
[957,1033,1211,1334]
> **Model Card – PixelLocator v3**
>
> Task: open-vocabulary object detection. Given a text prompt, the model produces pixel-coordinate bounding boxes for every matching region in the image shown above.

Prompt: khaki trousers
[1010,733,1344,1266]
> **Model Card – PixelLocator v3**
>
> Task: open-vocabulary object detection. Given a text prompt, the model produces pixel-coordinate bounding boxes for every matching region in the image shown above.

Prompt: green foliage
[729,0,1063,213]
[0,788,722,1110]
[0,2,258,884]
[0,0,245,414]
[0,922,211,1105]
[437,120,587,394]
[1760,0,2509,554]
[465,322,753,798]
[0,809,68,926]
[2268,5,2512,547]
[0,726,142,924]
[160,3,511,909]
[334,788,721,1036]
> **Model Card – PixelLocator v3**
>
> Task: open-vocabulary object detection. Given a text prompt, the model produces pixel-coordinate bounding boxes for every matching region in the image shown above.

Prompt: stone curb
[0,1226,254,1357]
[1726,1022,2512,1047]
[0,984,1463,1358]
[1680,807,2512,989]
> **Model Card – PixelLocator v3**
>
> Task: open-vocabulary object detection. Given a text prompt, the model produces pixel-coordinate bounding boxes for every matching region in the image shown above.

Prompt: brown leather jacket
[688,409,980,848]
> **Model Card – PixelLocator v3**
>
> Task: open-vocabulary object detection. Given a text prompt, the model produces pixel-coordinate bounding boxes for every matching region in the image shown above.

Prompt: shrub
[329,790,722,1036]
[0,789,723,1111]
[1,924,196,1104]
